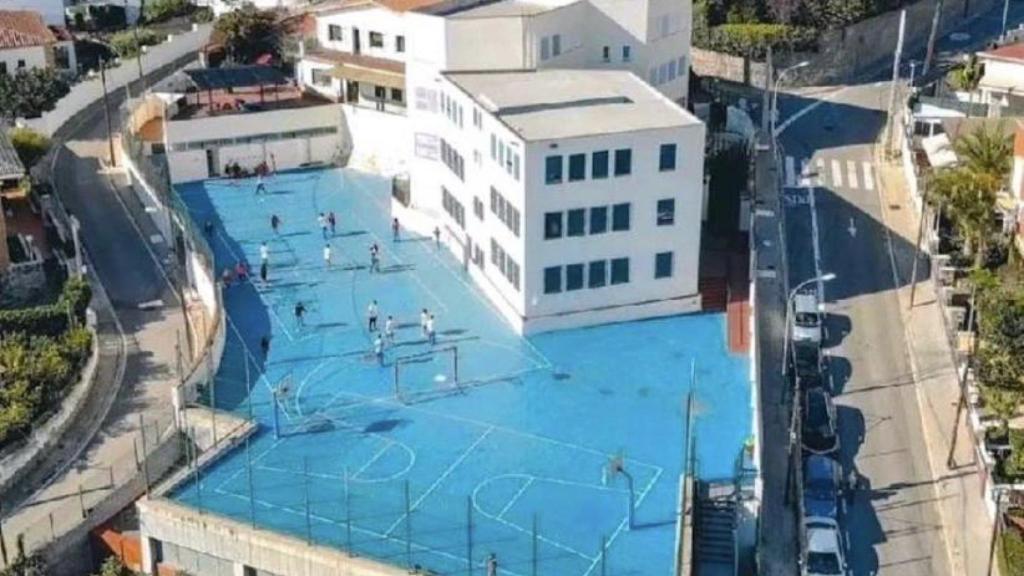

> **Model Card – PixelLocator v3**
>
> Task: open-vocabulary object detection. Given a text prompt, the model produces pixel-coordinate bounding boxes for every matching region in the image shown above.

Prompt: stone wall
[693,0,1000,86]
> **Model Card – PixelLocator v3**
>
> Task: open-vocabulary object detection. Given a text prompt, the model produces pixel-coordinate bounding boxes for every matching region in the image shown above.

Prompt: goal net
[393,346,460,404]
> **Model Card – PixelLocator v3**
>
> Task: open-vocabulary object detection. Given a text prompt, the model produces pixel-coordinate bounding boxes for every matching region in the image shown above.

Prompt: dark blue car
[803,454,843,520]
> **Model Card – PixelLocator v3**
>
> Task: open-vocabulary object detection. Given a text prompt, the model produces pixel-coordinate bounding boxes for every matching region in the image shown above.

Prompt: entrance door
[346,80,360,103]
[205,148,217,177]
[352,27,361,54]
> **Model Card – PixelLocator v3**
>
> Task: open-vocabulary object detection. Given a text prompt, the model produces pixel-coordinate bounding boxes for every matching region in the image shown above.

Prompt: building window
[544,266,562,294]
[541,37,551,61]
[490,187,521,236]
[602,46,610,62]
[545,155,563,184]
[568,154,586,182]
[328,24,342,41]
[655,252,674,279]
[612,203,630,231]
[396,35,405,52]
[657,198,675,226]
[552,34,562,57]
[442,187,466,229]
[588,260,607,288]
[611,258,630,285]
[474,245,485,269]
[622,46,631,62]
[491,239,520,290]
[592,151,608,179]
[473,108,482,129]
[544,212,563,239]
[440,139,465,181]
[590,206,608,234]
[659,143,677,171]
[391,88,404,102]
[311,68,331,87]
[566,263,584,291]
[567,209,585,237]
[614,149,632,176]
[474,196,485,221]
[369,32,384,48]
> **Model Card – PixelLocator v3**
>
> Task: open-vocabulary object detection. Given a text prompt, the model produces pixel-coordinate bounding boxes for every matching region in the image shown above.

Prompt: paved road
[0,79,185,548]
[778,82,951,575]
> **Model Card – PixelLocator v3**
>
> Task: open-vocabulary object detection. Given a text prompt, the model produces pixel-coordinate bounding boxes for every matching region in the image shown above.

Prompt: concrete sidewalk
[875,150,995,576]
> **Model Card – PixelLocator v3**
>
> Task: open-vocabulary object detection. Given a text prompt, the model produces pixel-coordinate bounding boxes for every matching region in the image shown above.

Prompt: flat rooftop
[172,167,750,576]
[445,69,700,141]
[445,0,575,18]
[168,85,331,121]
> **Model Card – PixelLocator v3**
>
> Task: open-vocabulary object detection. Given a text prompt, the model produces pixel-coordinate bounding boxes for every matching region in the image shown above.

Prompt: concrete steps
[695,482,736,575]
[699,277,728,312]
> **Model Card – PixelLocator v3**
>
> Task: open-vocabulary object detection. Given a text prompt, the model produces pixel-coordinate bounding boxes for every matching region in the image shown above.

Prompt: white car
[792,291,823,344]
[803,517,848,576]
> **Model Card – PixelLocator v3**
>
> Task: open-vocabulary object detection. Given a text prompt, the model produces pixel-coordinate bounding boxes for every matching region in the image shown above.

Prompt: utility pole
[908,179,927,308]
[923,0,945,76]
[1002,0,1011,39]
[99,59,117,167]
[126,0,145,94]
[886,9,907,155]
[762,45,773,142]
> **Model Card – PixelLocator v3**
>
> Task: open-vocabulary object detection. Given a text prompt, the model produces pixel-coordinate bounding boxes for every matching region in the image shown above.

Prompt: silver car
[803,517,847,576]
[792,291,823,344]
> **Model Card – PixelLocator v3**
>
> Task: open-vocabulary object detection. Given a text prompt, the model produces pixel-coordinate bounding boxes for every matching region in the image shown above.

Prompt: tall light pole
[770,61,810,142]
[781,272,836,379]
[1002,0,1011,39]
[99,58,117,167]
[127,0,146,94]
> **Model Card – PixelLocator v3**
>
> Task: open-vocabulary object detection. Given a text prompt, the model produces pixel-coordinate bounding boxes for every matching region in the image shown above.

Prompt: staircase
[694,482,736,576]
[699,277,728,312]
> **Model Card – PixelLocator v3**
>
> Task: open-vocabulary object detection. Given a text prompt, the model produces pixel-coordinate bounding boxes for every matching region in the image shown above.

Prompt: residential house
[977,41,1024,117]
[0,10,76,73]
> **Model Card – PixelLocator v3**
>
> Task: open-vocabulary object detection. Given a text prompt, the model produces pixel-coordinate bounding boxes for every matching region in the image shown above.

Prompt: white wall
[296,58,340,100]
[0,45,48,72]
[980,59,1024,97]
[164,104,343,183]
[16,24,213,136]
[316,6,410,62]
[339,104,410,175]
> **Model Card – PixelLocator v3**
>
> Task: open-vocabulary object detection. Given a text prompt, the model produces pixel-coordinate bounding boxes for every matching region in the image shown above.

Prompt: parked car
[803,455,843,520]
[802,388,839,455]
[791,290,823,345]
[803,517,848,576]
[793,345,826,391]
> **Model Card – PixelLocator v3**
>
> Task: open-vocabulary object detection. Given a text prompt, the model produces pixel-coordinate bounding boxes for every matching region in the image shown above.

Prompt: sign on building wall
[415,87,438,113]
[415,133,440,160]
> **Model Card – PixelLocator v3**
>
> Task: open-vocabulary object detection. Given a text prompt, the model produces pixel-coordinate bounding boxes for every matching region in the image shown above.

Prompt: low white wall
[17,24,212,137]
[122,152,174,242]
[138,499,408,576]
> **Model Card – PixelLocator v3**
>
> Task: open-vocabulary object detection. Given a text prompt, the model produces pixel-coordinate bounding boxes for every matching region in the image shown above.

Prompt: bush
[192,7,214,23]
[999,526,1024,576]
[702,23,818,58]
[144,0,192,23]
[8,127,50,170]
[0,277,92,338]
[109,28,161,59]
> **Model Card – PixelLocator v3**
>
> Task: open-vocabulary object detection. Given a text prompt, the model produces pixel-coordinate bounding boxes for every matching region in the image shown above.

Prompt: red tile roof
[981,42,1024,63]
[0,10,57,50]
[314,0,445,14]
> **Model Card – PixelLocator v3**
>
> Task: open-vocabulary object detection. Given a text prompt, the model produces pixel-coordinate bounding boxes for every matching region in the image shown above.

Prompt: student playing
[384,315,395,343]
[271,214,281,234]
[323,244,333,268]
[260,335,270,358]
[235,261,249,282]
[368,300,379,331]
[426,314,436,345]
[294,301,306,327]
[318,213,328,239]
[369,243,381,273]
[328,211,337,236]
[486,553,498,576]
[392,217,400,242]
[255,173,267,195]
[260,261,268,284]
[260,241,269,264]
[420,308,429,337]
[433,226,441,250]
[374,334,384,366]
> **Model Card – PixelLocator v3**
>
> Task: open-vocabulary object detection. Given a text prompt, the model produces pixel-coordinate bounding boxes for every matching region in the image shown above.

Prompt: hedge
[0,277,92,338]
[702,23,818,59]
[109,28,161,59]
[998,526,1024,576]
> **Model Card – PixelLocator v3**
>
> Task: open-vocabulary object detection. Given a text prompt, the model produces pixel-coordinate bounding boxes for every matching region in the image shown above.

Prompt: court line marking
[384,425,495,537]
[353,440,397,480]
[581,465,663,576]
[498,477,535,520]
[209,487,527,576]
[293,358,339,417]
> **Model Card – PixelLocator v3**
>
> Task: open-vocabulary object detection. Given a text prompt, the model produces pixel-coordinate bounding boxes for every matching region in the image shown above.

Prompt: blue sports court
[172,168,751,575]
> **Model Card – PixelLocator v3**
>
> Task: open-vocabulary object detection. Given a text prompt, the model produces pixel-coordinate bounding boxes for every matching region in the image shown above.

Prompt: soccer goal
[392,345,460,404]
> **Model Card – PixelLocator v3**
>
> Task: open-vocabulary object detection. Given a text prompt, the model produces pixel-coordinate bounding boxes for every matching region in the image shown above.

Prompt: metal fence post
[78,483,86,519]
[532,514,538,576]
[304,458,312,545]
[404,480,412,569]
[0,499,8,567]
[600,534,607,576]
[192,427,202,513]
[48,513,55,542]
[467,496,474,576]
[345,467,353,555]
[133,437,141,472]
[208,352,218,448]
[108,466,115,489]
[139,414,151,495]
[246,436,256,529]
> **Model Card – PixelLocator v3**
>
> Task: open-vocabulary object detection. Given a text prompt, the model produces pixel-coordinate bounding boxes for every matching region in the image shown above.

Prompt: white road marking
[848,217,857,238]
[862,161,875,191]
[831,159,843,188]
[785,155,797,187]
[816,158,826,188]
[847,160,859,189]
[808,187,825,298]
[774,85,858,136]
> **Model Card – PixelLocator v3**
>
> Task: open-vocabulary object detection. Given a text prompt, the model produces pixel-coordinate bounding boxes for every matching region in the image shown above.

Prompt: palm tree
[947,55,985,116]
[929,166,1000,265]
[954,123,1013,181]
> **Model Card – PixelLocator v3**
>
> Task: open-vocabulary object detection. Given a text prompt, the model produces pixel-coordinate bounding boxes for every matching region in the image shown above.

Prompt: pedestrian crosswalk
[783,155,876,191]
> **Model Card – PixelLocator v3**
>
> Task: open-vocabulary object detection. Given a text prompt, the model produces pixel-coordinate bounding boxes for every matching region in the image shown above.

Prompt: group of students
[369,303,438,366]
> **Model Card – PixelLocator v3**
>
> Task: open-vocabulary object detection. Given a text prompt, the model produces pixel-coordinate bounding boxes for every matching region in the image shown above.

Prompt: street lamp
[770,61,810,142]
[781,272,836,379]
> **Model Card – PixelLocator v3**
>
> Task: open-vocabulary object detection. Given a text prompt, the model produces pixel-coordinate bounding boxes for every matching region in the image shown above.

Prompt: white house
[405,68,705,333]
[0,10,76,74]
[977,42,1024,116]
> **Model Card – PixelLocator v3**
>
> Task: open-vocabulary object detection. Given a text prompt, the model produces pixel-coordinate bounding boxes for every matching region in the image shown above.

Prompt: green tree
[214,4,280,64]
[8,127,50,170]
[947,54,984,93]
[977,285,1024,392]
[92,556,135,576]
[929,166,1000,264]
[954,123,1013,181]
[143,0,191,23]
[985,387,1019,435]
[110,28,161,59]
[0,68,71,120]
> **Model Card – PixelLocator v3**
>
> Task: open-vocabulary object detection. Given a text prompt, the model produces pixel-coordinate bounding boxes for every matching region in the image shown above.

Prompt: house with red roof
[978,41,1024,116]
[0,9,76,74]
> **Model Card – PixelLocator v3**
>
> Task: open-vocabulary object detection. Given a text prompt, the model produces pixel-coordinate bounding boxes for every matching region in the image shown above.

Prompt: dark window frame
[589,206,608,234]
[657,198,675,226]
[614,148,632,176]
[567,208,586,237]
[588,260,607,288]
[545,155,563,184]
[592,150,609,179]
[565,263,584,291]
[610,257,630,285]
[544,266,562,294]
[544,211,563,240]
[655,251,674,279]
[612,203,631,232]
[659,143,677,172]
[568,153,586,182]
